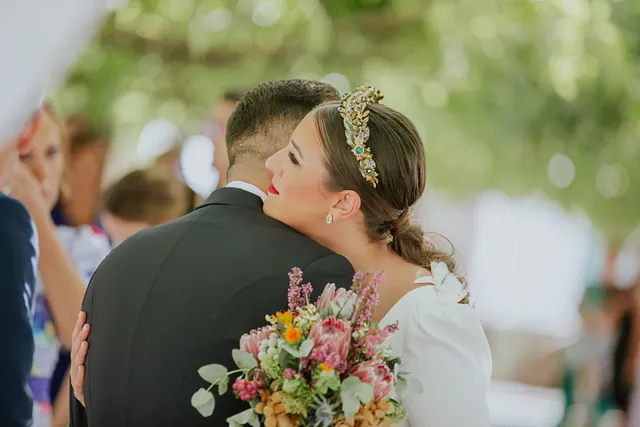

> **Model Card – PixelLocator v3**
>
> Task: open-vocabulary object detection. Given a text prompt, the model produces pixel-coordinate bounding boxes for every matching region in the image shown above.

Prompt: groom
[69,80,355,426]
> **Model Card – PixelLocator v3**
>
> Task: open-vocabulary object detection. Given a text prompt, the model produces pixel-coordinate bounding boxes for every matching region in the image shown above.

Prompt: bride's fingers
[70,324,89,383]
[73,365,86,406]
[71,312,86,357]
[72,340,88,406]
[76,339,89,367]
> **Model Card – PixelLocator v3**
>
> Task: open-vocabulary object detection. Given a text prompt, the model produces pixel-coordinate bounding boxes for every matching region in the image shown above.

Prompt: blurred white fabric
[0,0,126,144]
[414,188,477,272]
[487,381,565,427]
[467,191,594,341]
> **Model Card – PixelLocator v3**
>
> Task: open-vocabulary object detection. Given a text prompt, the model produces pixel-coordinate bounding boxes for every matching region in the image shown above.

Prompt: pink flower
[317,283,356,314]
[349,361,395,400]
[308,317,352,372]
[239,328,272,360]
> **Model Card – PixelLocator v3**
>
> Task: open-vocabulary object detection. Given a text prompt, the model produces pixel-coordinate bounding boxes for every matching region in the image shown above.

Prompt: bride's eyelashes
[288,151,300,166]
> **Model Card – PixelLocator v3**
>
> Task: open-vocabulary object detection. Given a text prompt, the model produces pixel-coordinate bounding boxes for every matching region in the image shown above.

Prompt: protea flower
[308,317,352,371]
[317,284,356,318]
[239,328,272,360]
[349,360,395,400]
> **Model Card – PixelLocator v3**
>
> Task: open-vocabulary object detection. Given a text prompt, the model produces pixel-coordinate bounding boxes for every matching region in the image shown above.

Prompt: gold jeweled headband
[338,85,384,188]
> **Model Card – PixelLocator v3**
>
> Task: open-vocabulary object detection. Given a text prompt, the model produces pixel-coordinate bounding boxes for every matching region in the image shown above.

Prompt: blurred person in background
[0,115,39,427]
[5,104,111,427]
[48,116,111,419]
[53,116,110,226]
[101,168,195,246]
[48,116,111,412]
[203,90,244,188]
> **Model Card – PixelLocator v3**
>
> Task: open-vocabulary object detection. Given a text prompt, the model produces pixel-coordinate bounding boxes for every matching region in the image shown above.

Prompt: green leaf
[191,388,215,417]
[395,370,423,398]
[298,339,314,357]
[281,339,314,358]
[198,364,228,384]
[341,392,361,419]
[218,375,229,395]
[281,344,301,358]
[278,347,290,369]
[340,376,374,418]
[226,408,259,427]
[232,349,258,370]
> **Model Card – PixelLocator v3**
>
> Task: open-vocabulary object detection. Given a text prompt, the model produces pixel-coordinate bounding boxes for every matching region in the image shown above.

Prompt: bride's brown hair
[313,101,466,299]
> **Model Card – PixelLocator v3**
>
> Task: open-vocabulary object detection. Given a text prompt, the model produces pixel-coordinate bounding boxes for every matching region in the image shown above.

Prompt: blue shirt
[0,193,38,427]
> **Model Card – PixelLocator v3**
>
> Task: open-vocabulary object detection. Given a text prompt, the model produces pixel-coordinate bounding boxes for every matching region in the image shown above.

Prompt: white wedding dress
[379,266,492,427]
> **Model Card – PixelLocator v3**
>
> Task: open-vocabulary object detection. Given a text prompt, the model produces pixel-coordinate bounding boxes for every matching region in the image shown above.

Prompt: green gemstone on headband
[354,145,365,155]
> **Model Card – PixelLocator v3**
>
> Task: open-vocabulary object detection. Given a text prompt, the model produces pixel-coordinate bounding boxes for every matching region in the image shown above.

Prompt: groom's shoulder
[102,201,335,262]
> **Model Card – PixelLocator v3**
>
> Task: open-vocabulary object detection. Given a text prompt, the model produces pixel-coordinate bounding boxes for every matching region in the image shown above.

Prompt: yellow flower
[320,363,333,371]
[277,311,293,327]
[284,326,302,344]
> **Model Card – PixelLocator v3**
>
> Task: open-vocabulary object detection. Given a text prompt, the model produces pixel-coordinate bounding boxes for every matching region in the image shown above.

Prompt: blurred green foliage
[59,0,639,241]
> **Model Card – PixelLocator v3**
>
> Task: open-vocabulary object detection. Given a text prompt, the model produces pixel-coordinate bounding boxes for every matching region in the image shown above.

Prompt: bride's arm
[400,302,492,427]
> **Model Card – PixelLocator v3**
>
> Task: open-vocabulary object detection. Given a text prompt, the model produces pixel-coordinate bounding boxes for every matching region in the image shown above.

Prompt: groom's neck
[226,163,271,194]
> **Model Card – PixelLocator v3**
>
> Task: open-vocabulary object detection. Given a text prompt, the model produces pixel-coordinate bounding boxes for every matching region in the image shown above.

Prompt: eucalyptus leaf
[198,364,228,384]
[340,376,374,418]
[281,344,302,358]
[218,375,229,395]
[278,347,291,369]
[341,376,374,404]
[298,339,314,357]
[191,388,215,417]
[395,377,408,398]
[341,392,361,419]
[408,378,424,395]
[396,375,423,398]
[232,349,258,370]
[226,408,259,427]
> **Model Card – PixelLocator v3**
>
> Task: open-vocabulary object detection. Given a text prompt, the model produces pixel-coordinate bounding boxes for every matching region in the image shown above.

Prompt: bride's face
[264,112,335,235]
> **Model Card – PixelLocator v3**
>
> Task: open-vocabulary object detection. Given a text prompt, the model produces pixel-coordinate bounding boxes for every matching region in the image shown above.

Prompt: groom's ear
[331,190,361,221]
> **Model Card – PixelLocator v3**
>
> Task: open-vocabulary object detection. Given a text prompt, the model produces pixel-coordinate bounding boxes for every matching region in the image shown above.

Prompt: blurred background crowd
[1,0,640,426]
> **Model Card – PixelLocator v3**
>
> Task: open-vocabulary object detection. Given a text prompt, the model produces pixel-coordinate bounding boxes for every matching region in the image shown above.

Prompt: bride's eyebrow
[290,139,304,160]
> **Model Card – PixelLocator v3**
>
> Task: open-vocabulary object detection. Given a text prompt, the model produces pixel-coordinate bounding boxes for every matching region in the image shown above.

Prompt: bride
[71,85,492,426]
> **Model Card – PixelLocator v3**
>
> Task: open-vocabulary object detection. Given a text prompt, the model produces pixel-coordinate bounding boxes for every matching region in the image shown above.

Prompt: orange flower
[277,311,294,327]
[320,363,333,371]
[284,326,302,344]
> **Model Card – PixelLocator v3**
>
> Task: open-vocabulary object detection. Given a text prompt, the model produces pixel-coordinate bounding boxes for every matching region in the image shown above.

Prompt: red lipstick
[268,184,280,195]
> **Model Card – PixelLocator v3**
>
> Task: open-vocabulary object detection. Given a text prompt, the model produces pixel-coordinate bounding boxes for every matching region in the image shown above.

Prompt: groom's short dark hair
[226,79,340,167]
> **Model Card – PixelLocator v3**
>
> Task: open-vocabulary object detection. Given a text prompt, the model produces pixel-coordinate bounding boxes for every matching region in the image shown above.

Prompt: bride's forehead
[292,116,321,147]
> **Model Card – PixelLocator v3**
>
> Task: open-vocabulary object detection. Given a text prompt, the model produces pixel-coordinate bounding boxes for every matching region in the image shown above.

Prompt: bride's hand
[70,311,90,407]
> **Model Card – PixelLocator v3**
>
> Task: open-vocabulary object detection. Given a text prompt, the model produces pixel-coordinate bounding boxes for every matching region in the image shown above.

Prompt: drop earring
[325,213,334,224]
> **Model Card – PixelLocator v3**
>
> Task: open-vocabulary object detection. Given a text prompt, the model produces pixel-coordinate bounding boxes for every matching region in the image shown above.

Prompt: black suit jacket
[71,187,354,426]
[0,194,38,427]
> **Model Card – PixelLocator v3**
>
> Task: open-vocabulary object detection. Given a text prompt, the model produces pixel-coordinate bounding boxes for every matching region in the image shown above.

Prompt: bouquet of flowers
[191,268,421,427]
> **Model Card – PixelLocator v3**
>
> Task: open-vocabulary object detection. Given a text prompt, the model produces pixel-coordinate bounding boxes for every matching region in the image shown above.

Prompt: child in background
[101,168,195,246]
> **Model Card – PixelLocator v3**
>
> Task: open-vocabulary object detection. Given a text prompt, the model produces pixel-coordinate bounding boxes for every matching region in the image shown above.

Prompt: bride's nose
[265,154,281,177]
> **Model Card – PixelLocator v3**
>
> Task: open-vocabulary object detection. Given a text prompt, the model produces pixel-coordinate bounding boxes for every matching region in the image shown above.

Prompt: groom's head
[225,79,340,189]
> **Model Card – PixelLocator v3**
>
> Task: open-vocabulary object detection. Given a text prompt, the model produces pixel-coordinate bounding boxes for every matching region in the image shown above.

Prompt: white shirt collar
[225,181,267,202]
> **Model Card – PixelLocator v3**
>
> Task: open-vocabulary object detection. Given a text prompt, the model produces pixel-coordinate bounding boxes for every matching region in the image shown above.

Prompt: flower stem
[205,369,247,392]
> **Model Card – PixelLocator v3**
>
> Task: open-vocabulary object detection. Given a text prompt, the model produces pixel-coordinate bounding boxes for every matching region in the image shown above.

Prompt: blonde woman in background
[3,104,112,427]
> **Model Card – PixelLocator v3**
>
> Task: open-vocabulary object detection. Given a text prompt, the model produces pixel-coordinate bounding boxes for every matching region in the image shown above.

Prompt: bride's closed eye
[288,151,300,166]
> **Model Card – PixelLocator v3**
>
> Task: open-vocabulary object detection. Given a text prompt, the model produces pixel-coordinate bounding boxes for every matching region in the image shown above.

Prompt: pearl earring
[325,213,334,224]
